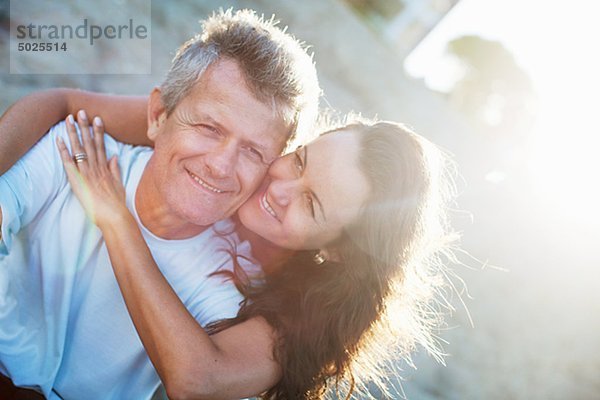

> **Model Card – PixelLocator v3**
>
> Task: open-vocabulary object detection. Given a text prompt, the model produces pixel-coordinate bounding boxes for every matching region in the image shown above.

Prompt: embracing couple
[0,9,454,400]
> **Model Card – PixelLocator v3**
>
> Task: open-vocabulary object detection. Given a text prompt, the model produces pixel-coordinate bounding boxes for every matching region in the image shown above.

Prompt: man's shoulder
[147,218,260,276]
[208,219,248,256]
[45,120,153,159]
[208,219,262,276]
[47,120,153,196]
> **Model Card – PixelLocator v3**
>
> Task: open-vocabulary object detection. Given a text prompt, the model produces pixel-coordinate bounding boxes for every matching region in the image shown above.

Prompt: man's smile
[186,169,225,193]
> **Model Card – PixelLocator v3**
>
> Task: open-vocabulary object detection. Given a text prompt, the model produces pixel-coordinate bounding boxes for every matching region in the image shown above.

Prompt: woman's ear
[320,247,342,263]
[147,88,167,142]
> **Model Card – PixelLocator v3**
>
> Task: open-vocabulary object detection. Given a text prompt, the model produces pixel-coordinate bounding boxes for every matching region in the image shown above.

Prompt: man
[0,9,320,399]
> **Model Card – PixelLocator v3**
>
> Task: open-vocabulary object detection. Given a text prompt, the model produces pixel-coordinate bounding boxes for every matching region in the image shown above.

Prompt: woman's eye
[306,195,315,216]
[294,151,303,174]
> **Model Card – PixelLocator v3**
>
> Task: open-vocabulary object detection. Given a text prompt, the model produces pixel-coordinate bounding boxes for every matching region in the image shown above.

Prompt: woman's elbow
[165,387,221,400]
[164,384,197,400]
[164,382,207,400]
[163,369,219,400]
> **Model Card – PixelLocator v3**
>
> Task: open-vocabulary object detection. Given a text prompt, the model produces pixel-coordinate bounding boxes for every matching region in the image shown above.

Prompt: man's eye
[199,124,220,136]
[244,146,264,162]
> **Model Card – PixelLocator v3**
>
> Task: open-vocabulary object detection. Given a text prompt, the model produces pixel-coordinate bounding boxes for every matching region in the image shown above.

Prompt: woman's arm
[102,217,280,399]
[0,88,150,174]
[57,114,281,399]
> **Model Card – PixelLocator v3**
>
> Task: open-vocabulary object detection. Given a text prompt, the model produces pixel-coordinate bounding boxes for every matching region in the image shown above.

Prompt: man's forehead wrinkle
[179,59,288,157]
[202,59,283,125]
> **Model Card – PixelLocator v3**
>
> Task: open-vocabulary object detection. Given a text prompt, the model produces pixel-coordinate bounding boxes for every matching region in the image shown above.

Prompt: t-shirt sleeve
[188,249,263,329]
[0,122,70,255]
[190,274,245,328]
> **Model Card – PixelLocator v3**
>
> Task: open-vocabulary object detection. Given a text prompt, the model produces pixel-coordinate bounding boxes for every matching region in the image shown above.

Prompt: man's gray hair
[160,9,321,151]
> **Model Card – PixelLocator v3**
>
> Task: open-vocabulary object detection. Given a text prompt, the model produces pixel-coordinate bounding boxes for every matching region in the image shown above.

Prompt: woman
[0,92,455,399]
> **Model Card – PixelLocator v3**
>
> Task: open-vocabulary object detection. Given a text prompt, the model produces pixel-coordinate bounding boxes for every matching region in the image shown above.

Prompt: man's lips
[186,169,225,193]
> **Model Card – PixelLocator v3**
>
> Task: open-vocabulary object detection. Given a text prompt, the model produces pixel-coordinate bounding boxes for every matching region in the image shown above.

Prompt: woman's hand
[56,110,130,230]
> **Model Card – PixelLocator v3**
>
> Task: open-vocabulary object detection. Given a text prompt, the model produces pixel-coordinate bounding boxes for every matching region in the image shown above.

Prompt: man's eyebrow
[245,138,269,154]
[244,138,276,165]
[305,146,326,222]
[199,114,226,132]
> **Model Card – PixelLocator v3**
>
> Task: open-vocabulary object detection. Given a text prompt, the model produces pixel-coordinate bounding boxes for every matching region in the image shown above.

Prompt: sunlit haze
[405,0,600,224]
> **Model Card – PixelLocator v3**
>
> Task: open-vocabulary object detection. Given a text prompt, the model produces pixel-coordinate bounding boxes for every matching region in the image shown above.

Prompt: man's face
[147,59,289,229]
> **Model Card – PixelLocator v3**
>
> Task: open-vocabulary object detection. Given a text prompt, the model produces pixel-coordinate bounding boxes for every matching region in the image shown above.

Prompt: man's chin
[170,194,245,228]
[186,209,233,227]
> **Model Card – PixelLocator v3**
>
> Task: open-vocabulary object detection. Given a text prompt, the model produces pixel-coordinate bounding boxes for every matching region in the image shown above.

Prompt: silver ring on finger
[73,153,88,164]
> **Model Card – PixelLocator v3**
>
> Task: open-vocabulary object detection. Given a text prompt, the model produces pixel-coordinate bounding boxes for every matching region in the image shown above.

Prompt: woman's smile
[260,191,280,221]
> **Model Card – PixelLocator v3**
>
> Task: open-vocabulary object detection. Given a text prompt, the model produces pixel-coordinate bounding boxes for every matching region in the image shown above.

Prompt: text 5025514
[17,42,67,52]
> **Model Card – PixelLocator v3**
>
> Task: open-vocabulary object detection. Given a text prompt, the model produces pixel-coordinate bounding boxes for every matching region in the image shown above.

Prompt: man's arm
[0,122,78,255]
[0,89,150,174]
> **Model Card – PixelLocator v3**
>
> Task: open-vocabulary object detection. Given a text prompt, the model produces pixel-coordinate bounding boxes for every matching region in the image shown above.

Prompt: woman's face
[238,130,370,250]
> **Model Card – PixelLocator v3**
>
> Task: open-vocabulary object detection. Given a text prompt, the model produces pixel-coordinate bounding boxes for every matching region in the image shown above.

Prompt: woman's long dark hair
[208,119,456,399]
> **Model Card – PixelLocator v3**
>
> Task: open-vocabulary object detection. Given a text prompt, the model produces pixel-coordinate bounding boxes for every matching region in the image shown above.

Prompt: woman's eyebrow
[305,146,326,222]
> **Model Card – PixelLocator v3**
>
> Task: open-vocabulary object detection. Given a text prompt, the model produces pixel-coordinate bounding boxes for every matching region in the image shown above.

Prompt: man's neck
[135,168,209,240]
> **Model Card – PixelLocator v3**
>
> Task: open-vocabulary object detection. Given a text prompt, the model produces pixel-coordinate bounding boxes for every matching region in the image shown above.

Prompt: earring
[313,251,327,265]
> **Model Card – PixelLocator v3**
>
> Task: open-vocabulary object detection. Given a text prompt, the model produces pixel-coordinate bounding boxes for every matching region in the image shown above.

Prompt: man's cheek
[247,166,267,186]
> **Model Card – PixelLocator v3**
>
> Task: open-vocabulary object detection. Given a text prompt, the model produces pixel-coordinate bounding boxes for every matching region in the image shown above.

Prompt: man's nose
[205,141,238,178]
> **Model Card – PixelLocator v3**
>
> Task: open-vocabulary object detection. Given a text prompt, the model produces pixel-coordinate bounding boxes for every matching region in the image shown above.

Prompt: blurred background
[1,0,599,399]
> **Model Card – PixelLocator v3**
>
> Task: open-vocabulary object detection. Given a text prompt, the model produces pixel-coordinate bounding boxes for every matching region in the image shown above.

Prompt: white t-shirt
[0,122,260,399]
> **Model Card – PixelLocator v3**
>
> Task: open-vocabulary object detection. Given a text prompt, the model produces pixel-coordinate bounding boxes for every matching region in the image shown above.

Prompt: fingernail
[93,116,102,126]
[78,110,87,120]
[67,114,74,124]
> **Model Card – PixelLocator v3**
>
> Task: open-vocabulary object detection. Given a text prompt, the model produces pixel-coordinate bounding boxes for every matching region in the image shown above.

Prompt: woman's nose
[268,178,300,208]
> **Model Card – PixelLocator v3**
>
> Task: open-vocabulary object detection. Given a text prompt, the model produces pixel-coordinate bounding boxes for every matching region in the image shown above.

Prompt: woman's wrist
[97,207,137,235]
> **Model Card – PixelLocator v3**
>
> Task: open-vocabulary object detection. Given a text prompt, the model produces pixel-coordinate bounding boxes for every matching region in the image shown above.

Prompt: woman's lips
[260,191,279,221]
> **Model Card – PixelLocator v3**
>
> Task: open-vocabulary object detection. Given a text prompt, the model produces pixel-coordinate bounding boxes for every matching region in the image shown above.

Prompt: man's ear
[147,88,167,142]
